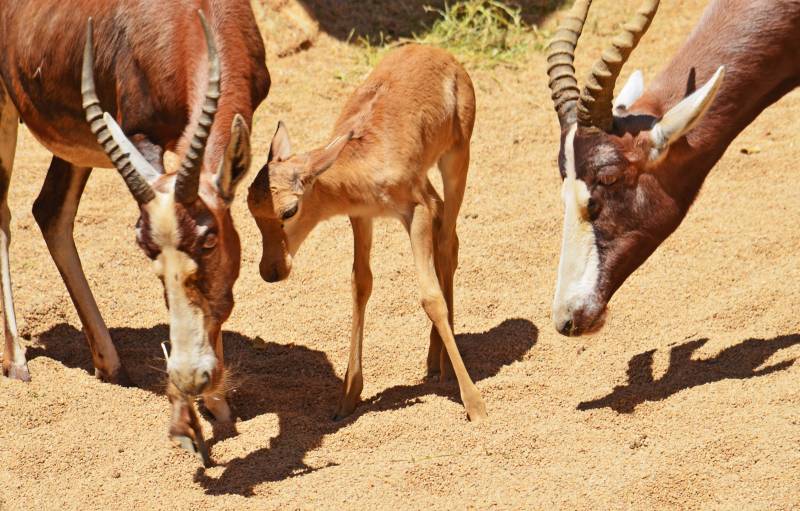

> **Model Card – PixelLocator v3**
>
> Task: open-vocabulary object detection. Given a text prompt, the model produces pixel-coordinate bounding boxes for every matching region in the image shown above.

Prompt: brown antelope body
[0,0,269,458]
[248,45,487,421]
[547,0,800,336]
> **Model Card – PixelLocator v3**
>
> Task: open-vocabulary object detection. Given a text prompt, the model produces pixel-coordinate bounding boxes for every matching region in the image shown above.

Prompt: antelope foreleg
[334,217,373,420]
[32,158,129,384]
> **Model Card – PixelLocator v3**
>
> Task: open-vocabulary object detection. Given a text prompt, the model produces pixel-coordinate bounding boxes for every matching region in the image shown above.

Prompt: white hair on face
[591,144,619,168]
[552,124,601,331]
[146,193,217,388]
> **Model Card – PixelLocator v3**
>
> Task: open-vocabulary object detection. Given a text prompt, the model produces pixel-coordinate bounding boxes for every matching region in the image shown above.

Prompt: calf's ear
[299,131,353,185]
[269,121,292,162]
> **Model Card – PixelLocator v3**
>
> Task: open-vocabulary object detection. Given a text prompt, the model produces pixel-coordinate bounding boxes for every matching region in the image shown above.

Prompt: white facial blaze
[148,193,216,390]
[552,125,601,330]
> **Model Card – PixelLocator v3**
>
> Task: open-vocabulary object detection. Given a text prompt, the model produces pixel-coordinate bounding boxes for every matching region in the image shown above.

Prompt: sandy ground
[1,0,799,509]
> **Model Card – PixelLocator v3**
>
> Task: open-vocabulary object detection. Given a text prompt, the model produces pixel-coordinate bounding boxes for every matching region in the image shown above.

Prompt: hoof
[332,408,354,422]
[96,365,135,387]
[425,365,441,382]
[332,395,359,421]
[4,363,31,382]
[465,398,488,423]
[172,433,212,468]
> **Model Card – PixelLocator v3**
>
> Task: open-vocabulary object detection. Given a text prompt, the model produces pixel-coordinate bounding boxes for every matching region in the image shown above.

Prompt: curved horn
[82,18,155,204]
[174,10,221,204]
[577,0,660,130]
[546,0,592,127]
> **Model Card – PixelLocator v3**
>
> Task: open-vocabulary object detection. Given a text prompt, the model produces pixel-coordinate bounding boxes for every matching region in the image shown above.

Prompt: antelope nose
[558,319,574,336]
[259,262,280,283]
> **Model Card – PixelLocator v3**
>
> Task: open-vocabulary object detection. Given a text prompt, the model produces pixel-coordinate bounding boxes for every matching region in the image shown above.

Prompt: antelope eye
[598,171,620,186]
[281,203,298,221]
[587,198,601,221]
[202,231,218,250]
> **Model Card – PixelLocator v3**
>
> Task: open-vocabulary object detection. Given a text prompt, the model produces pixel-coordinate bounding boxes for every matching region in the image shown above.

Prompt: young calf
[247,45,486,422]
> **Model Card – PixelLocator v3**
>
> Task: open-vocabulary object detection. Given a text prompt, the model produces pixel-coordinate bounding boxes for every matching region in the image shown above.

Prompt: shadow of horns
[577,334,800,414]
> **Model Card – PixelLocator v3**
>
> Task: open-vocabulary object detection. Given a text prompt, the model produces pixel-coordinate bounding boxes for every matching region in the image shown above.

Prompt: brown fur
[556,0,800,335]
[0,0,269,452]
[248,45,487,422]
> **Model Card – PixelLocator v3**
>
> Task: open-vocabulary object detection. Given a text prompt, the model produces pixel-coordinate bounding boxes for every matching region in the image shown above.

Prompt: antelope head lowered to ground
[546,0,800,336]
[248,44,487,422]
[80,14,254,459]
[0,0,269,462]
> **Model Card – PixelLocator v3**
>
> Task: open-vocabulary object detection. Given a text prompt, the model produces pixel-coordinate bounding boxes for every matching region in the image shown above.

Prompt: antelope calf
[248,44,487,422]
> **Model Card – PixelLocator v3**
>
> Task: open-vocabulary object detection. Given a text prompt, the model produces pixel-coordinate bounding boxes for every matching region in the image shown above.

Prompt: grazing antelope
[0,1,269,459]
[247,45,487,422]
[547,0,800,336]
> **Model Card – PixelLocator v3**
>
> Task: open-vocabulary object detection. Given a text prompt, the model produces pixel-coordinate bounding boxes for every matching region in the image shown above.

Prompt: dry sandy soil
[1,0,799,509]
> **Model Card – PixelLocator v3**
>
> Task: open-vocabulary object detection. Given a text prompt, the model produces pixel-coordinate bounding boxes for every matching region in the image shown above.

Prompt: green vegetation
[352,0,551,69]
[417,1,530,65]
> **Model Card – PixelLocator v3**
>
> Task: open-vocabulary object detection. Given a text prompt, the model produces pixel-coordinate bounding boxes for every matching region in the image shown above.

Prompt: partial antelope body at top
[247,44,487,422]
[546,0,800,337]
[0,0,270,463]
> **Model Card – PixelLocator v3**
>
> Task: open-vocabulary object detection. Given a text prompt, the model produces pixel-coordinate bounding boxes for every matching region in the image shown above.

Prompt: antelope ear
[613,70,644,113]
[649,66,725,161]
[269,121,292,162]
[300,131,353,184]
[216,114,251,203]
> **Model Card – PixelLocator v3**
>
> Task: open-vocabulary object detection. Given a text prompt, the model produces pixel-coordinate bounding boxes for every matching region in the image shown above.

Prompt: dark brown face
[135,187,241,395]
[553,124,685,336]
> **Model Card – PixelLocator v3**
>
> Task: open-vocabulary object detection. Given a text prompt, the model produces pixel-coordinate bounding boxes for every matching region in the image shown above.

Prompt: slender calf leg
[32,158,129,384]
[334,216,373,420]
[432,145,470,380]
[425,192,452,381]
[406,203,486,421]
[0,85,27,381]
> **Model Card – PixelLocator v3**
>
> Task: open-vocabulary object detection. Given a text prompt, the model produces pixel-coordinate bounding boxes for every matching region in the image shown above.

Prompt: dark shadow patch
[577,334,800,414]
[291,0,568,43]
[28,318,536,496]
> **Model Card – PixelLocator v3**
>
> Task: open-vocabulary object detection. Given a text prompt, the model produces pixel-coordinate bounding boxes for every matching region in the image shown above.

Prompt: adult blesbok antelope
[547,0,799,336]
[247,45,487,422]
[0,1,269,458]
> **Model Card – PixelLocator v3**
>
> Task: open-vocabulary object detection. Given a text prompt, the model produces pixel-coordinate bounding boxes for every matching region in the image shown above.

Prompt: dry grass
[353,0,548,69]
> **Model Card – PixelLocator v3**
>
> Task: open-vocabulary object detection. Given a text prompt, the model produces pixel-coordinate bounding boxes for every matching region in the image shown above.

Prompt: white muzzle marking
[552,125,601,331]
[148,194,217,391]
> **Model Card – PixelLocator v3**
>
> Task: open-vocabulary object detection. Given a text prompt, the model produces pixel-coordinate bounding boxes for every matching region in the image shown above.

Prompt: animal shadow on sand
[29,318,536,496]
[578,334,800,414]
[293,0,568,43]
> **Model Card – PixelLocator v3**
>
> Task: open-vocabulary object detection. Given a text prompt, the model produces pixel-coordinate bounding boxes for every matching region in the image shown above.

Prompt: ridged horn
[174,10,221,204]
[82,18,155,205]
[577,0,660,130]
[546,0,592,127]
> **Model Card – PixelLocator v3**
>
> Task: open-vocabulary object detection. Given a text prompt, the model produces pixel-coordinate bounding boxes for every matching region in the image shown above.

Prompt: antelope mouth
[556,300,608,337]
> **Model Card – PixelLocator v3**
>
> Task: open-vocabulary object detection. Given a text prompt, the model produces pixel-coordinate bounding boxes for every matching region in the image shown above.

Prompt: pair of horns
[81,10,220,204]
[546,0,660,130]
